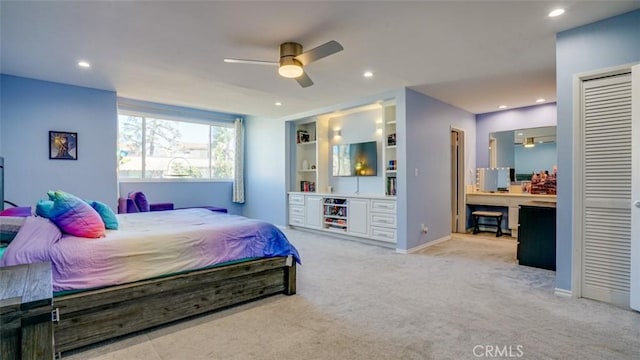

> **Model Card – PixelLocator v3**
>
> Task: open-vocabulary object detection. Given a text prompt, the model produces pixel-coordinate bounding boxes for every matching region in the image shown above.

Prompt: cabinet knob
[634,200,640,208]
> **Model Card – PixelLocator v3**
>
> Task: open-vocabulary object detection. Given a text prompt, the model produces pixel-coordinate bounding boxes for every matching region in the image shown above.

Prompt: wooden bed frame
[53,256,296,354]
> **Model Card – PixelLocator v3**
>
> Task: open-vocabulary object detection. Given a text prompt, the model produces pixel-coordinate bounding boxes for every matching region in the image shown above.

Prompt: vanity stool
[471,211,504,237]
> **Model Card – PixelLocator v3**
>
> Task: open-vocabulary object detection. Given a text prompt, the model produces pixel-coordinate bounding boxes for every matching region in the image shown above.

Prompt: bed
[0,208,300,354]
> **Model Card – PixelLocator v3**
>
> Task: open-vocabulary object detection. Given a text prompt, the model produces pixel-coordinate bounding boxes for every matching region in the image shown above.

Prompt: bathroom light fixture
[77,61,91,68]
[275,102,282,106]
[364,71,373,78]
[523,137,536,148]
[333,129,342,137]
[548,8,565,17]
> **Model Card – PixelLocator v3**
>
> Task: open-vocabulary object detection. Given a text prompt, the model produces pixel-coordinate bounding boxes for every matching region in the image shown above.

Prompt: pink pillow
[46,190,105,238]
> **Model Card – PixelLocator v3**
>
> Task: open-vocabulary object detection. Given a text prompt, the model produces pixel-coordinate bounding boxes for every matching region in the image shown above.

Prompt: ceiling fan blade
[295,40,343,65]
[295,71,314,88]
[223,58,278,66]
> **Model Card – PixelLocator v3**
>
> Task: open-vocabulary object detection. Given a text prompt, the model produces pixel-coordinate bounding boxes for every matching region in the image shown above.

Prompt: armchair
[117,192,174,214]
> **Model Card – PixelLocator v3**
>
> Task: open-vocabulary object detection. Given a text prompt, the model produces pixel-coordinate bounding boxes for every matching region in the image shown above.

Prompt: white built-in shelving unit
[288,99,398,245]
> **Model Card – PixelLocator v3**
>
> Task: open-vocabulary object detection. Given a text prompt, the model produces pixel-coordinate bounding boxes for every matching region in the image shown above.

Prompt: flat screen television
[332,141,378,177]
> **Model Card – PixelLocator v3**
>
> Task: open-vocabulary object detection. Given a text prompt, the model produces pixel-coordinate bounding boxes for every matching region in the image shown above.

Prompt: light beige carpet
[65,229,640,360]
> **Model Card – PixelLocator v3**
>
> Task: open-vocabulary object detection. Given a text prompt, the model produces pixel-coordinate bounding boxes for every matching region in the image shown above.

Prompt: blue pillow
[36,199,54,218]
[90,200,119,230]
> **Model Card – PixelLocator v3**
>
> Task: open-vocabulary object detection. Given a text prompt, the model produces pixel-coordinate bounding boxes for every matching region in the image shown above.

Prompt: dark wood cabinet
[517,205,556,271]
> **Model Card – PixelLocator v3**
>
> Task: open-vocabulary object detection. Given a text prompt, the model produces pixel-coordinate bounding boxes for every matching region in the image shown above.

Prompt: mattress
[0,216,25,243]
[1,209,300,291]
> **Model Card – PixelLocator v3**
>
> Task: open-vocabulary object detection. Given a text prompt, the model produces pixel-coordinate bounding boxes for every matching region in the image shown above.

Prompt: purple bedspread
[0,209,300,292]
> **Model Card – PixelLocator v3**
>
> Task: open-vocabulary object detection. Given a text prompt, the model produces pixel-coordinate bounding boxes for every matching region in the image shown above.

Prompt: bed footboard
[54,256,296,353]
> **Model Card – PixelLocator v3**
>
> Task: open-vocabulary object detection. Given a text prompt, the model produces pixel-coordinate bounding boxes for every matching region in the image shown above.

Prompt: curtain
[232,118,245,203]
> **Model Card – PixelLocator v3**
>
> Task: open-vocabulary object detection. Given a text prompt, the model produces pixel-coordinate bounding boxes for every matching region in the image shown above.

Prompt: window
[118,114,235,180]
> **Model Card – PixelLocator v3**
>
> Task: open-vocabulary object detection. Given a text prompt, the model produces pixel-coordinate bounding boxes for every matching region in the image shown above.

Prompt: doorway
[450,128,465,233]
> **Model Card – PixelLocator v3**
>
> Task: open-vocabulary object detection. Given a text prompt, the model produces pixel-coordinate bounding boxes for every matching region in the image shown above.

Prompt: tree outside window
[117,114,235,180]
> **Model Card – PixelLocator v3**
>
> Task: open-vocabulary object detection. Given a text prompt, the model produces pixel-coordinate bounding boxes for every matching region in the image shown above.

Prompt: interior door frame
[489,137,497,168]
[571,62,638,300]
[450,127,466,233]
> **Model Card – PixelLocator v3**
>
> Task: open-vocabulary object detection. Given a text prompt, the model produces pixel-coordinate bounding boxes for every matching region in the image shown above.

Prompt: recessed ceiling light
[536,98,545,103]
[548,8,565,17]
[274,102,282,106]
[77,61,91,68]
[363,71,373,78]
[498,105,508,109]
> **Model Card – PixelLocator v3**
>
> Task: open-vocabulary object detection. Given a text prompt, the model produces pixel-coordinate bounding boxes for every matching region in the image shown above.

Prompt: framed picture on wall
[49,131,78,160]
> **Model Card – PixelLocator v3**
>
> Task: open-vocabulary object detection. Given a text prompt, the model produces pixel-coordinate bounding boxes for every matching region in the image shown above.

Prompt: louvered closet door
[581,73,632,308]
[631,64,640,312]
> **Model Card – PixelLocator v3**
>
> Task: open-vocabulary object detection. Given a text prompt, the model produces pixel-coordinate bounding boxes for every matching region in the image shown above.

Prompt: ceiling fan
[224,40,344,88]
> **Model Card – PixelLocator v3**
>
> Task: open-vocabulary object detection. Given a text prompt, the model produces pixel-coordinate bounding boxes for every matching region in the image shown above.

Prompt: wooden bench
[471,210,504,237]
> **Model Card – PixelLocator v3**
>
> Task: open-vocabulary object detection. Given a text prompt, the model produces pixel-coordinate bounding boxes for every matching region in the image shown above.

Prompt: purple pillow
[46,190,105,238]
[129,192,150,212]
[0,207,32,217]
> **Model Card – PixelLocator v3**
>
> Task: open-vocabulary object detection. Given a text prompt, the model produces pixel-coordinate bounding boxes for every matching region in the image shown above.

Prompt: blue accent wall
[514,142,556,174]
[242,115,287,226]
[556,9,640,291]
[476,103,557,168]
[0,76,246,214]
[494,130,515,168]
[0,75,118,208]
[403,88,476,250]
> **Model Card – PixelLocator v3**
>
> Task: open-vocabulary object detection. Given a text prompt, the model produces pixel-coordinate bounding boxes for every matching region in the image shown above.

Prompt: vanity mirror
[489,126,556,182]
[477,167,510,192]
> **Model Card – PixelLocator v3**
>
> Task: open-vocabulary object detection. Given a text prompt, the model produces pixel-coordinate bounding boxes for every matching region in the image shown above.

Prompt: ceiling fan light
[279,64,304,78]
[279,57,304,78]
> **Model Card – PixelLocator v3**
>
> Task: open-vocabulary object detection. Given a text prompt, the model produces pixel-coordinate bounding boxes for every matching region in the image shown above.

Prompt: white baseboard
[554,288,573,298]
[396,235,452,254]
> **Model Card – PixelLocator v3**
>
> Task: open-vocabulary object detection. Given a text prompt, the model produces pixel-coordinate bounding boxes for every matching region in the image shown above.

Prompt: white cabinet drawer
[289,216,304,226]
[371,199,396,213]
[370,226,396,243]
[371,213,396,228]
[289,205,304,217]
[289,194,305,205]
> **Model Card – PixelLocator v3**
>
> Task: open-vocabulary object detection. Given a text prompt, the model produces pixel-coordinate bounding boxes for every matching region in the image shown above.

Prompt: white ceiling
[2,1,639,118]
